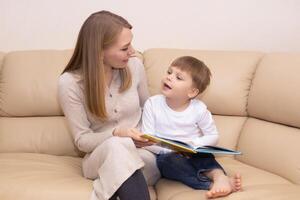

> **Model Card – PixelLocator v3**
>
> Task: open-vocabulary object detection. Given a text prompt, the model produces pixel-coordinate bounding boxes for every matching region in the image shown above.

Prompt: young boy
[141,56,242,198]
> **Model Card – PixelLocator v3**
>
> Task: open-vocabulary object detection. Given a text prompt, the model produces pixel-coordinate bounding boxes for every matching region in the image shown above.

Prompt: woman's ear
[188,88,199,99]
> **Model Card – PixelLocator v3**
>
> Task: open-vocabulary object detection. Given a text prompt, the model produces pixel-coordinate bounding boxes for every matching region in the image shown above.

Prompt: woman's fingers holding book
[113,128,154,147]
[129,129,156,147]
[133,140,154,148]
[129,129,149,142]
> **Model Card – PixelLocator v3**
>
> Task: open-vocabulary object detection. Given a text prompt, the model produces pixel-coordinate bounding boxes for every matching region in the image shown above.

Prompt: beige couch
[0,48,299,200]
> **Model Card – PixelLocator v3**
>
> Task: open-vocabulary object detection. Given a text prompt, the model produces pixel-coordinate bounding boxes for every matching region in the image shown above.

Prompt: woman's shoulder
[58,71,84,102]
[59,71,81,84]
[128,56,144,73]
[58,71,82,91]
[128,55,143,65]
[59,72,74,86]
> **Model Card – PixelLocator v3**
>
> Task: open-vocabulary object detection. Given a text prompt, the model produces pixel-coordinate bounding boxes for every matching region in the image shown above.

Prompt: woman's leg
[113,169,150,200]
[83,137,145,200]
[137,148,161,186]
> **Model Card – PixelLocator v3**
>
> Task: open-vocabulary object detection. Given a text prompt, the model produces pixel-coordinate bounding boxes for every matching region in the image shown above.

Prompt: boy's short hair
[171,56,211,94]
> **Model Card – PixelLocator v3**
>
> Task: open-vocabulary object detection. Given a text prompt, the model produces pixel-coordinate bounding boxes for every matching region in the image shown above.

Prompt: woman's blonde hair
[62,11,132,121]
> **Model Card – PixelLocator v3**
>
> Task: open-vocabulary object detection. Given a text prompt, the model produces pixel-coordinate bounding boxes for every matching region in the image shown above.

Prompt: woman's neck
[165,97,191,112]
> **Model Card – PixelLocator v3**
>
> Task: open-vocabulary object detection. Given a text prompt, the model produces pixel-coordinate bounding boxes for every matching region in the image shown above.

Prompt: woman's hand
[113,128,155,148]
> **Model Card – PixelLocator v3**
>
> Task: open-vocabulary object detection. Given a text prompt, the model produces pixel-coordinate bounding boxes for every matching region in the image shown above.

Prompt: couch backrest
[237,53,300,184]
[0,50,81,156]
[0,52,4,71]
[143,48,263,116]
[0,50,71,116]
[248,53,300,128]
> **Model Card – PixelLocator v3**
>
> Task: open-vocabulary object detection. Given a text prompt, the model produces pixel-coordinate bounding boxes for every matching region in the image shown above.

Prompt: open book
[142,134,241,155]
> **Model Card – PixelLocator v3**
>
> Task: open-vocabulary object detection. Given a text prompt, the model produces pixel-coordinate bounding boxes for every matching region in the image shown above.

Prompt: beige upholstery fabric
[156,179,192,200]
[0,117,80,156]
[248,53,300,128]
[0,50,72,117]
[0,152,156,200]
[213,115,247,150]
[170,184,300,200]
[0,153,92,200]
[237,117,300,184]
[143,48,263,116]
[218,157,291,187]
[0,52,5,71]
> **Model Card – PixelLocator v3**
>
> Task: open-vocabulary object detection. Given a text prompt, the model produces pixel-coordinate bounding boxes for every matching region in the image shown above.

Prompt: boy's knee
[157,153,181,168]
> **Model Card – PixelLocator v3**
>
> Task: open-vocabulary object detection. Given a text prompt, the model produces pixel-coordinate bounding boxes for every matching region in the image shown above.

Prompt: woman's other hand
[113,128,155,147]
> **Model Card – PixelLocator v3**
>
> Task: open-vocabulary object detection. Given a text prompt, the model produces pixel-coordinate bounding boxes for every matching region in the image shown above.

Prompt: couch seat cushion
[0,153,157,200]
[155,157,294,200]
[0,153,92,200]
[169,184,300,200]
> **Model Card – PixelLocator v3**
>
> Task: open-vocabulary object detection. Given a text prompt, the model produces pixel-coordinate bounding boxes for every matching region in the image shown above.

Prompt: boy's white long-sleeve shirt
[141,94,219,154]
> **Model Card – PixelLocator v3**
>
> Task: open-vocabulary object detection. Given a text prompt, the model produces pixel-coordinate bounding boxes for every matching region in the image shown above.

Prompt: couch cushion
[169,184,300,200]
[143,48,263,116]
[156,157,292,200]
[237,118,300,184]
[213,115,247,152]
[0,153,92,200]
[0,153,157,200]
[0,50,72,117]
[0,52,4,71]
[0,117,81,156]
[248,53,300,128]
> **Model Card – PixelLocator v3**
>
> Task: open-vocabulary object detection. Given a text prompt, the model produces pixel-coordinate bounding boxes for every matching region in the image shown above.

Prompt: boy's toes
[206,191,213,199]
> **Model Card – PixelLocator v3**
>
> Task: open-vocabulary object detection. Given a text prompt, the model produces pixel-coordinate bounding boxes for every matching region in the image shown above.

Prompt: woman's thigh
[82,136,141,179]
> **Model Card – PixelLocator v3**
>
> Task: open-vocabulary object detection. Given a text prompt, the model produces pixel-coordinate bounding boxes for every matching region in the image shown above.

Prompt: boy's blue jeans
[156,152,225,190]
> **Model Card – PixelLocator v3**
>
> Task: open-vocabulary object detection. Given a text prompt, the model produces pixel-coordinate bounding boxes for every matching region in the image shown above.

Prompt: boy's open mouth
[163,83,172,89]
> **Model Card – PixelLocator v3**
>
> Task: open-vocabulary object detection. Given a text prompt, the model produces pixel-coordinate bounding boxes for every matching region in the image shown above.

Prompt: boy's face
[161,66,199,100]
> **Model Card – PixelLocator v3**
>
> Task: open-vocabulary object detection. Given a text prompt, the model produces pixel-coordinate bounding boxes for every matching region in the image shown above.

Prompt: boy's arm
[141,99,155,134]
[141,99,171,154]
[193,109,219,147]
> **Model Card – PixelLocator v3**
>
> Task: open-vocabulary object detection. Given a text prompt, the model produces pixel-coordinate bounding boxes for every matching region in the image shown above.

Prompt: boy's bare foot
[206,173,242,199]
[232,173,242,192]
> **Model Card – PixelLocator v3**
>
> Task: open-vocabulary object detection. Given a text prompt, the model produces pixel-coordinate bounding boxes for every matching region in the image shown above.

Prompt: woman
[58,11,160,200]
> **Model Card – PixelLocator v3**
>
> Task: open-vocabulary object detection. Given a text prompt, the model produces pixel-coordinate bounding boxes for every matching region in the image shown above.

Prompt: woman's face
[103,28,134,69]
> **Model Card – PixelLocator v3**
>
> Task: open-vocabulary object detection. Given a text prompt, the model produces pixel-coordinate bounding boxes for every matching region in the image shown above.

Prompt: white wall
[1,0,300,52]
